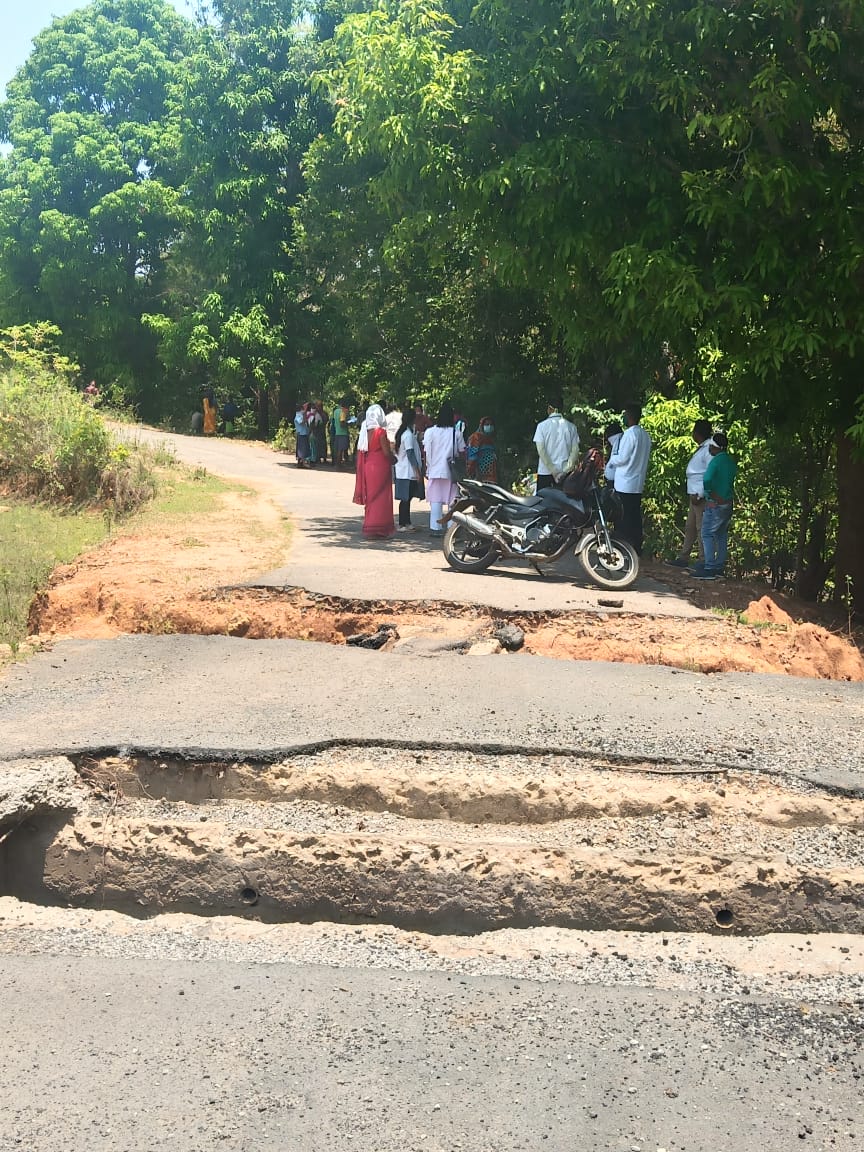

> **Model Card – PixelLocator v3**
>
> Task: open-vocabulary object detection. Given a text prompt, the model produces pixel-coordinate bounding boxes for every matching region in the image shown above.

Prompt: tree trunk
[257,384,270,441]
[277,376,294,424]
[835,430,864,616]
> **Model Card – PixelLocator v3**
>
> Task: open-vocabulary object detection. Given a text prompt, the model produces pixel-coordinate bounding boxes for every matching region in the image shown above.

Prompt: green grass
[0,468,231,655]
[0,499,109,653]
[136,465,245,523]
[0,464,288,659]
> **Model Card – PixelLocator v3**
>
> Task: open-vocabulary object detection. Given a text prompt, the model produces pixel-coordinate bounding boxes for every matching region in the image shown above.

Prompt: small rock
[494,622,525,651]
[345,628,395,650]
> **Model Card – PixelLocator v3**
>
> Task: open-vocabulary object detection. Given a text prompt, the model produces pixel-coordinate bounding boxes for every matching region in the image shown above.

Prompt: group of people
[666,420,737,580]
[334,390,738,579]
[353,402,458,537]
[293,401,352,468]
[533,397,736,579]
[192,389,239,436]
[351,401,501,539]
[606,410,736,581]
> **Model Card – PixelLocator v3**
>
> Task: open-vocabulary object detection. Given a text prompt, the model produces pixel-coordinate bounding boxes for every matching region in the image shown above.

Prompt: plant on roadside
[0,366,161,514]
[272,420,296,454]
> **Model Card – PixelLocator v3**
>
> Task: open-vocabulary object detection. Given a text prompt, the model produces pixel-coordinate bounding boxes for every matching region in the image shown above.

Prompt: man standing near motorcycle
[606,405,652,555]
[533,396,580,491]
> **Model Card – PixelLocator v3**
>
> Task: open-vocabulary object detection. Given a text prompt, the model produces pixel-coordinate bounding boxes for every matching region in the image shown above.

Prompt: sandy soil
[24,482,864,681]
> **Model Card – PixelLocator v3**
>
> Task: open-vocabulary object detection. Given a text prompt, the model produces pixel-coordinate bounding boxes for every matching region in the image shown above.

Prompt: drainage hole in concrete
[240,886,259,906]
[715,906,734,928]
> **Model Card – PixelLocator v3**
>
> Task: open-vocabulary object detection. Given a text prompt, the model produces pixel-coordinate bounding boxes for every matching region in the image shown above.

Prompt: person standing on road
[533,396,580,492]
[603,422,623,487]
[668,419,713,568]
[466,416,499,484]
[353,404,396,538]
[203,387,218,436]
[606,405,652,555]
[294,403,311,467]
[308,402,328,464]
[423,402,465,533]
[331,400,350,468]
[394,409,424,531]
[692,432,737,580]
[385,402,402,452]
[221,398,239,436]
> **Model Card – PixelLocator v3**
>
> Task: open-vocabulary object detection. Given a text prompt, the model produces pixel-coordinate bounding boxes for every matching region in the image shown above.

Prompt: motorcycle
[440,454,639,590]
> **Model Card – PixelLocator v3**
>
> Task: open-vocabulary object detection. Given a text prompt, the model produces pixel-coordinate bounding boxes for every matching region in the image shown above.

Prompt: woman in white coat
[422,401,465,533]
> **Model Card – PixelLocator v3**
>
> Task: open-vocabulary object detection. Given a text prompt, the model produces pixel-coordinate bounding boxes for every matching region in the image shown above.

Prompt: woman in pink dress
[353,404,396,538]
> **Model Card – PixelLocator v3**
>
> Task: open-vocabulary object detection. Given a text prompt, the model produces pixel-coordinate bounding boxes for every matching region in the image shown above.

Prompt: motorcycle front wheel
[442,520,499,573]
[578,533,639,589]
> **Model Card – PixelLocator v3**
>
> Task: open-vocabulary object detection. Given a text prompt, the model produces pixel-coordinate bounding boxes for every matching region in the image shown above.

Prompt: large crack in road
[4,748,863,938]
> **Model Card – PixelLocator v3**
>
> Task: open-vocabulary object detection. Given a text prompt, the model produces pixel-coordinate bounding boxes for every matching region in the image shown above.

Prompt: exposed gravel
[97,792,864,872]
[1,899,863,1008]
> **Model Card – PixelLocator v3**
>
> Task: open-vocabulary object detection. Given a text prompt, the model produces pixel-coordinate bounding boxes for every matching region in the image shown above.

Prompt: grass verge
[1,464,289,659]
[0,500,109,654]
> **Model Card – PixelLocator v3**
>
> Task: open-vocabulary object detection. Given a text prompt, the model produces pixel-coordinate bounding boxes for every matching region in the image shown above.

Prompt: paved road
[2,634,863,791]
[126,425,706,618]
[1,428,862,1151]
[1,954,861,1152]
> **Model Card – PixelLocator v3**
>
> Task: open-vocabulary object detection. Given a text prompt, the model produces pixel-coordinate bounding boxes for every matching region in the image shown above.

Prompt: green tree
[144,0,330,435]
[0,0,195,400]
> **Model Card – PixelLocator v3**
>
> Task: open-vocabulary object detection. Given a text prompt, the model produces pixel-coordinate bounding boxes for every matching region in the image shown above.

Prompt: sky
[1,0,196,100]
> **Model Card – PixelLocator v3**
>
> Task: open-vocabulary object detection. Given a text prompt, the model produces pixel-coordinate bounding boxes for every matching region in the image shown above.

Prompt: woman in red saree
[353,404,396,538]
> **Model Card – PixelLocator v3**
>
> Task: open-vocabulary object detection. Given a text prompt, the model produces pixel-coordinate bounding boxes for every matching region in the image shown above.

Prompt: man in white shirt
[669,419,713,567]
[533,396,580,491]
[607,404,652,555]
[384,403,402,450]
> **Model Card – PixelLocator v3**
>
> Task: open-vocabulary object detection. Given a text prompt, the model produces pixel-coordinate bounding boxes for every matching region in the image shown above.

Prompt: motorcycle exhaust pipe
[450,510,497,539]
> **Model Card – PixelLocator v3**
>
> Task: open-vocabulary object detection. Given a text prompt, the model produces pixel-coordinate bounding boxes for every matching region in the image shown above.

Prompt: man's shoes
[691,571,717,580]
[667,557,690,568]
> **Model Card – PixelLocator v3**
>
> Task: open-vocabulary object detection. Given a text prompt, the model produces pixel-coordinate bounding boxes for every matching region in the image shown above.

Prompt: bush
[272,419,296,454]
[0,367,158,514]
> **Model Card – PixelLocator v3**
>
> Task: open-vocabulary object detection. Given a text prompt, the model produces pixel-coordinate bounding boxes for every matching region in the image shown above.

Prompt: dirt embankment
[23,485,864,682]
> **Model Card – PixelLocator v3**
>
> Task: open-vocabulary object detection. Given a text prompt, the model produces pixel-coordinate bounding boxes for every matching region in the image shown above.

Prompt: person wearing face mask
[466,416,499,484]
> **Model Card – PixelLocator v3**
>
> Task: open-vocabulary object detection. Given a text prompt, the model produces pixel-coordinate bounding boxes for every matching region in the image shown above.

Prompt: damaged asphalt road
[1,633,862,791]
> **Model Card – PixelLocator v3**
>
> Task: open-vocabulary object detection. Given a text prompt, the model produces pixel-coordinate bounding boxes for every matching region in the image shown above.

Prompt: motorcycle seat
[483,484,542,508]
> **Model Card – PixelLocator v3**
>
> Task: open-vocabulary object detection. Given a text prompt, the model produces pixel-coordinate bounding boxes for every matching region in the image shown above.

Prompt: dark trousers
[617,491,644,555]
[398,500,412,526]
[536,474,555,491]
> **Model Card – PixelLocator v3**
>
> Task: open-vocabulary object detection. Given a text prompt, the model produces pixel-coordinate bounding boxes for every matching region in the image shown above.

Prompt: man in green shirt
[331,400,350,468]
[691,432,737,580]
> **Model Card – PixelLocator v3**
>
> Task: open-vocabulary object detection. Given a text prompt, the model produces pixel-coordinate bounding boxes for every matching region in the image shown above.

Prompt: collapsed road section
[2,748,863,936]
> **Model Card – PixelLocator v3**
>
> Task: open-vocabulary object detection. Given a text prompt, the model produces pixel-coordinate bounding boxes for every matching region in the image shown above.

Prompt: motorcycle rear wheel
[442,520,499,573]
[578,533,639,589]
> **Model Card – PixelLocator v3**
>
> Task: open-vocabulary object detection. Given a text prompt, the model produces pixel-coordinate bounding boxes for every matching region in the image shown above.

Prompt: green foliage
[272,420,297,453]
[0,367,158,512]
[0,322,78,378]
[0,0,195,402]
